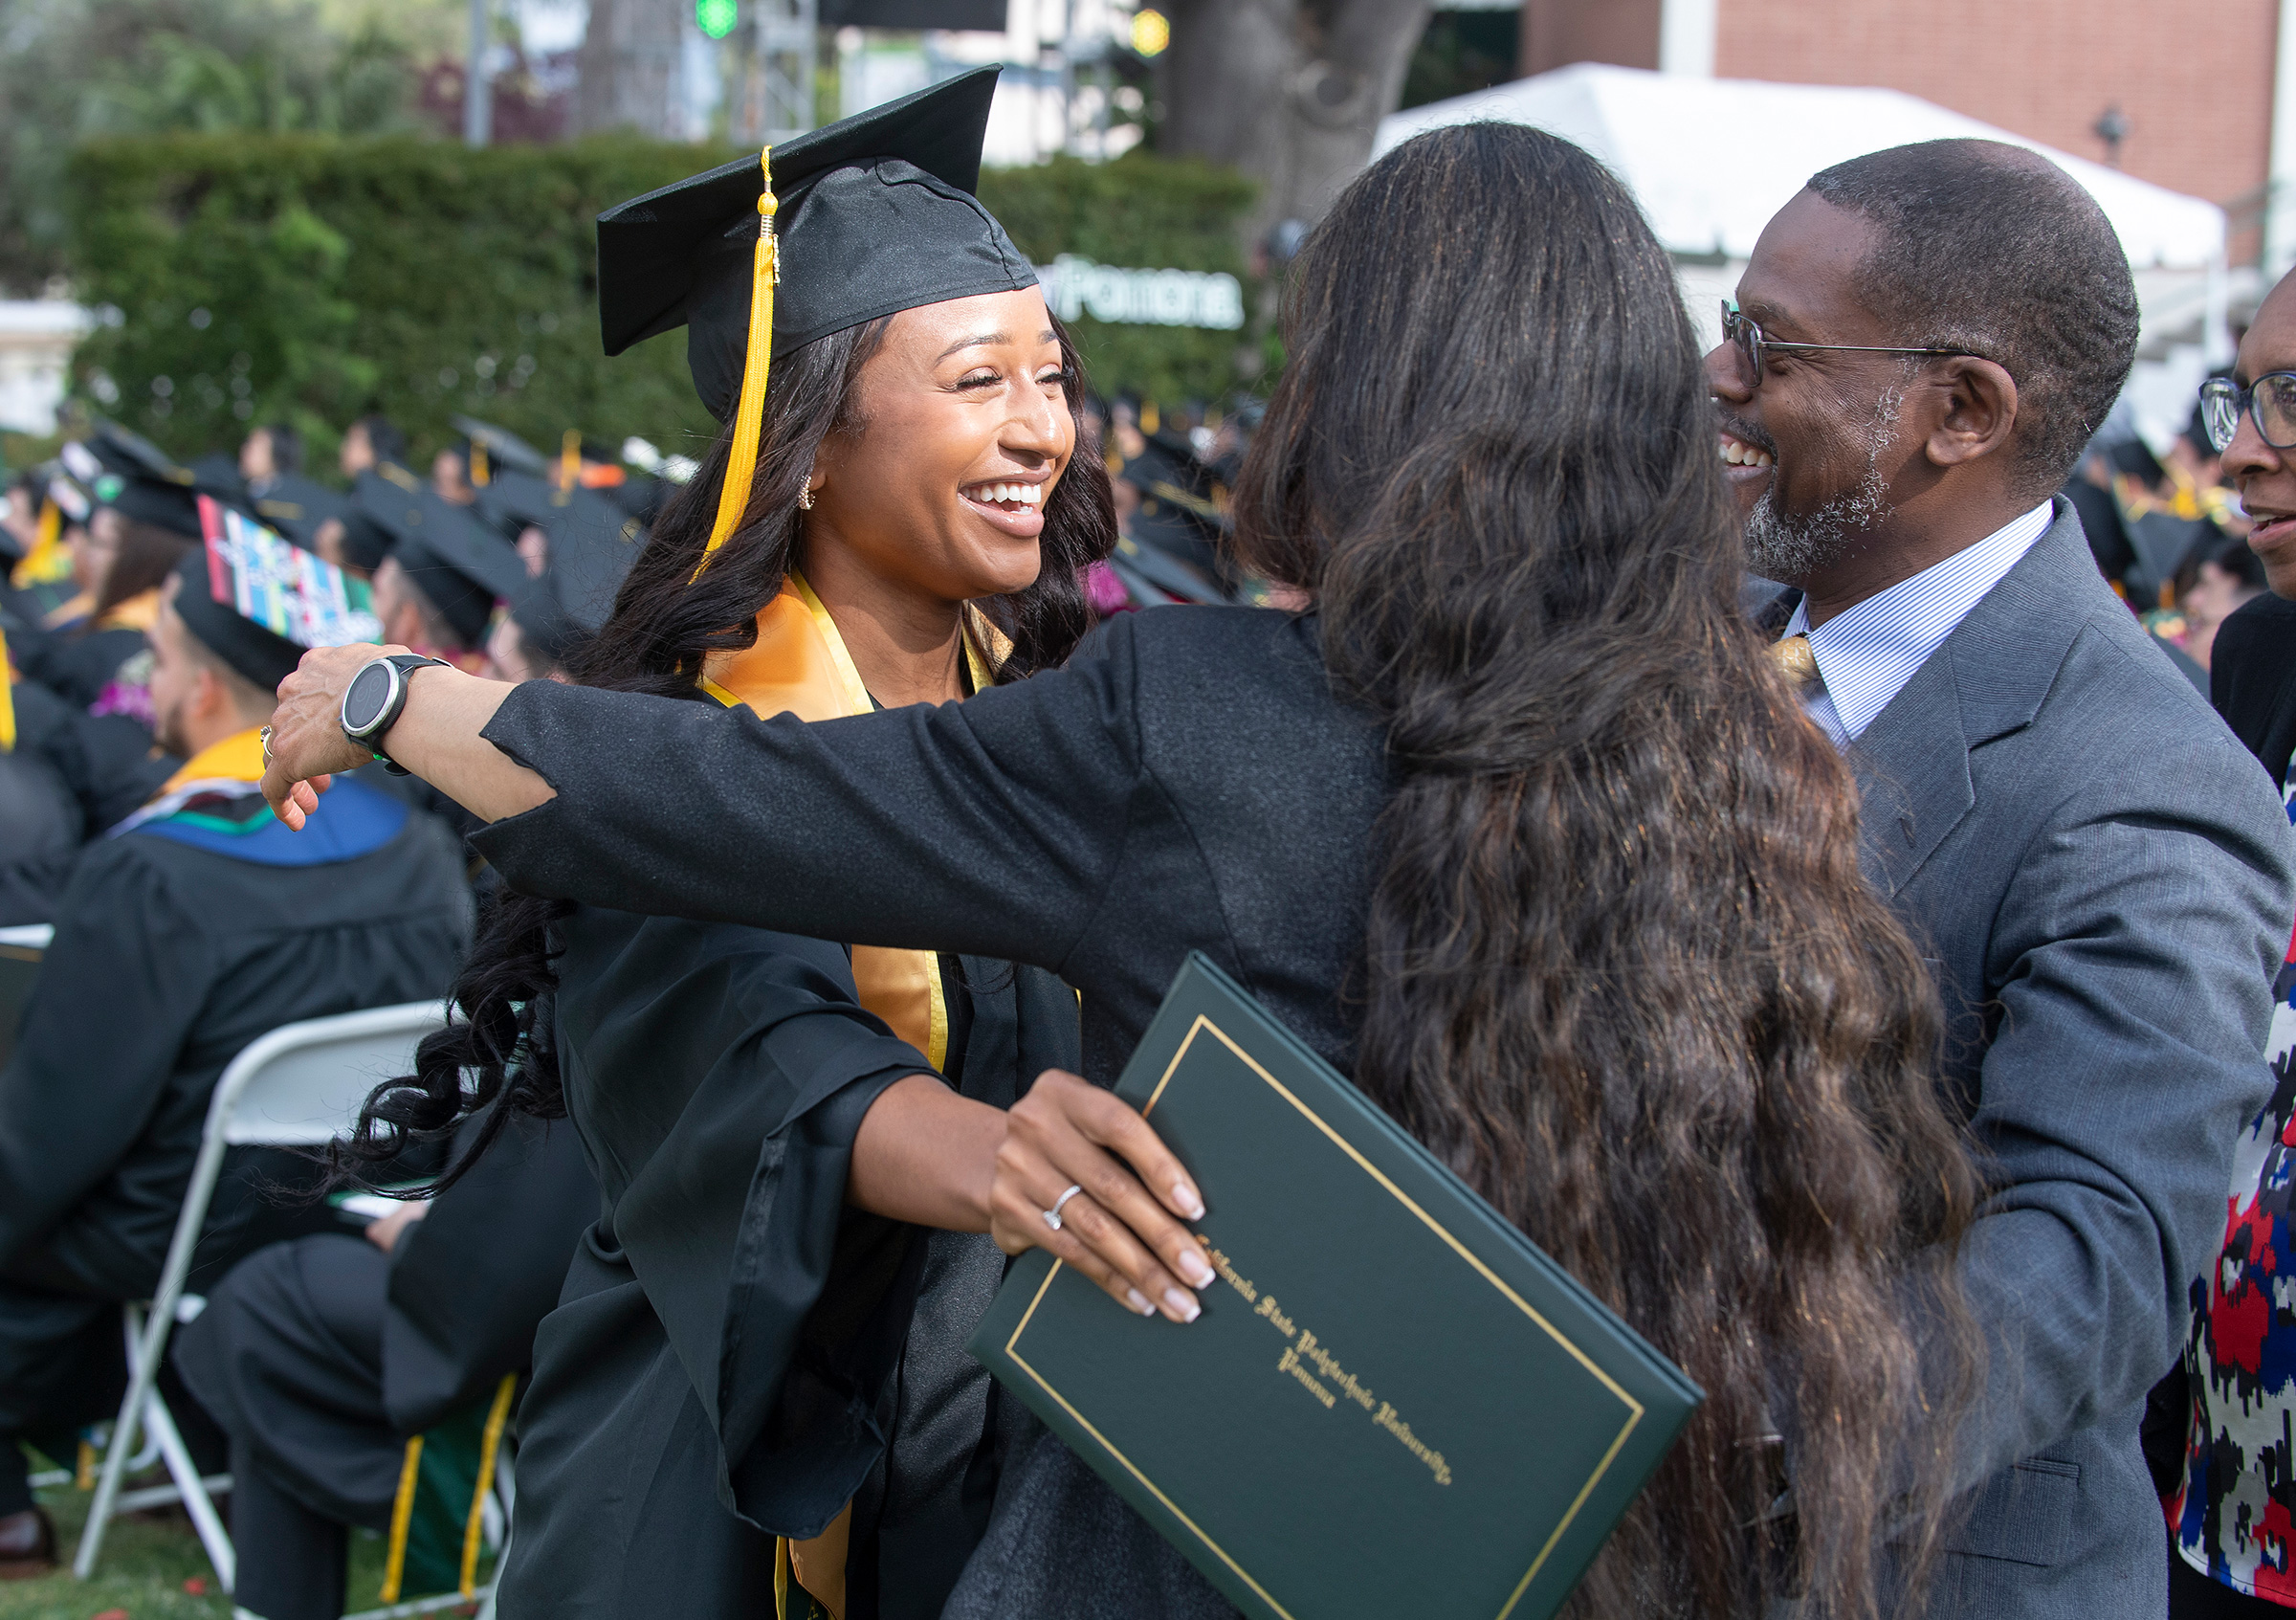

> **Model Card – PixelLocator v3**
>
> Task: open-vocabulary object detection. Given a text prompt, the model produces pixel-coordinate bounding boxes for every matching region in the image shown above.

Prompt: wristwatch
[341,654,452,775]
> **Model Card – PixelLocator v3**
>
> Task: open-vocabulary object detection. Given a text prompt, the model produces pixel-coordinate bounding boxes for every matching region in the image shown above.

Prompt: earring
[799,469,816,511]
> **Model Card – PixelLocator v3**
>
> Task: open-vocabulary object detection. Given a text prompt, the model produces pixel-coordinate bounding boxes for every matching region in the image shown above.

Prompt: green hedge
[980,152,1260,407]
[64,132,1259,471]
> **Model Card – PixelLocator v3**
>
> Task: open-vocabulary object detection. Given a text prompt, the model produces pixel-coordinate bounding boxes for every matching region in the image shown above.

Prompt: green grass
[3,1451,400,1620]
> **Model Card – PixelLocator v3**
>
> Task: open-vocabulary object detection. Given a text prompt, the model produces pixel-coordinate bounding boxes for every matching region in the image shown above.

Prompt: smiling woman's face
[2225,281,2296,598]
[805,286,1071,606]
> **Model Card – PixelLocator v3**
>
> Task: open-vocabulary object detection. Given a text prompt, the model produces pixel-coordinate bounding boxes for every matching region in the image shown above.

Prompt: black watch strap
[342,654,451,774]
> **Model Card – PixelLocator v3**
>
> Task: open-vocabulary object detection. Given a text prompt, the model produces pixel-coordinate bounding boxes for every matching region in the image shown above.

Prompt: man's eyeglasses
[2198,373,2296,454]
[1720,300,1979,383]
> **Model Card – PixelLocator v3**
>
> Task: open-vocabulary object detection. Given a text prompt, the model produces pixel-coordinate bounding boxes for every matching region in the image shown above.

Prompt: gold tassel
[470,440,489,487]
[380,1435,423,1603]
[458,1374,518,1597]
[11,498,65,590]
[695,145,780,578]
[556,429,580,505]
[0,624,19,754]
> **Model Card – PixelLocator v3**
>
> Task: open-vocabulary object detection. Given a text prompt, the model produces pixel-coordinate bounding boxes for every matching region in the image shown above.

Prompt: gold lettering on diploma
[1198,1239,1452,1487]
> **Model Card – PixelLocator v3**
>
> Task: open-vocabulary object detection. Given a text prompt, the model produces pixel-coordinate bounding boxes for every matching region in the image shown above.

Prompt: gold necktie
[1770,632,1822,692]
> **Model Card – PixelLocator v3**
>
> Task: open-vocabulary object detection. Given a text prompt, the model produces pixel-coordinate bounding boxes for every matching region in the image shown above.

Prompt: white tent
[1374,63,2224,269]
[1374,63,2234,446]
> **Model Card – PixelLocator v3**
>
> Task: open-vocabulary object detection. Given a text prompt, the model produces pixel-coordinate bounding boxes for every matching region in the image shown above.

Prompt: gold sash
[700,570,1003,1620]
[699,568,1003,1068]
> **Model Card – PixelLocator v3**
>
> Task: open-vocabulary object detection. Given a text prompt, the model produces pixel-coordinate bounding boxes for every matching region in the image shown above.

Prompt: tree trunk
[1158,0,1434,246]
[573,0,691,138]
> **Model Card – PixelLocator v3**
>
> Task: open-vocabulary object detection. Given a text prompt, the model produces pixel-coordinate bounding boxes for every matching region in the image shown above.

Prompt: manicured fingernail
[1163,1288,1201,1322]
[1127,1288,1155,1315]
[1175,1182,1204,1220]
[1180,1249,1214,1287]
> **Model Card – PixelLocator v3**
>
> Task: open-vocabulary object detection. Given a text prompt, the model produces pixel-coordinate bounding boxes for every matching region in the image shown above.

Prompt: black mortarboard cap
[176,499,382,691]
[75,422,204,538]
[474,469,639,634]
[95,472,203,539]
[243,473,351,547]
[452,415,551,481]
[188,452,247,505]
[170,548,305,691]
[354,477,529,648]
[85,420,195,489]
[596,66,1036,424]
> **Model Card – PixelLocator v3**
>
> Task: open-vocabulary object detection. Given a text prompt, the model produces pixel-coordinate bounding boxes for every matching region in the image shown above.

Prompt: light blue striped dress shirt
[1781,501,2054,750]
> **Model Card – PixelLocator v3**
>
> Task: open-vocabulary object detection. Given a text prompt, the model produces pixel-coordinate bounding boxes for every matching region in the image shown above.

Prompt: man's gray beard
[1743,389,1902,583]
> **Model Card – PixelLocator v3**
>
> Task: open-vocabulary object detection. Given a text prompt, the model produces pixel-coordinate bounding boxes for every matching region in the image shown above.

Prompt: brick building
[1516,0,2287,266]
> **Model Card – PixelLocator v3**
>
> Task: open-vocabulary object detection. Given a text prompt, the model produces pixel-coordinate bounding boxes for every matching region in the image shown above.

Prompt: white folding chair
[71,1000,448,1594]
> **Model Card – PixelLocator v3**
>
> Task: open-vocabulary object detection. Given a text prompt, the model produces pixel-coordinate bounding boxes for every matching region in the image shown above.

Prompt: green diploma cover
[969,954,1703,1620]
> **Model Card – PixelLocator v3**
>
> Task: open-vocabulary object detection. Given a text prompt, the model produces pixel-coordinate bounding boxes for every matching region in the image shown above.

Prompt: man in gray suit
[1709,139,2295,1616]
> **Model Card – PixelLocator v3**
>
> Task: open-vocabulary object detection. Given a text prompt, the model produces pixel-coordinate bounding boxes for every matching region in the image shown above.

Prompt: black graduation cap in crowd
[475,467,640,636]
[70,422,204,538]
[85,420,195,488]
[354,478,529,648]
[244,473,356,547]
[451,415,552,483]
[188,452,247,504]
[171,503,381,692]
[168,549,305,691]
[596,65,1036,427]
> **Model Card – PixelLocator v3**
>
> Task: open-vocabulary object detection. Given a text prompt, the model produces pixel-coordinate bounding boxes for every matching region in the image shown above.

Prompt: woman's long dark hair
[335,310,1115,1183]
[1231,125,1979,1619]
[86,515,190,629]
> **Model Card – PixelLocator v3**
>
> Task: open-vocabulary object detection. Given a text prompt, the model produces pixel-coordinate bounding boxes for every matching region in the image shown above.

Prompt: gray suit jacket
[1807,500,2294,1617]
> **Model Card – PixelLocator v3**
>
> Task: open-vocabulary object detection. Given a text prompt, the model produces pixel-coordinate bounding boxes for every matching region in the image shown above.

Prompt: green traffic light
[696,0,738,39]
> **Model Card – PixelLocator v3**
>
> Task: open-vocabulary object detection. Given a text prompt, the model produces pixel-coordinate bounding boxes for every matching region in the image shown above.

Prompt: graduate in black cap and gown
[355,479,527,673]
[0,548,471,1576]
[318,67,1114,1620]
[172,1107,596,1620]
[11,463,197,713]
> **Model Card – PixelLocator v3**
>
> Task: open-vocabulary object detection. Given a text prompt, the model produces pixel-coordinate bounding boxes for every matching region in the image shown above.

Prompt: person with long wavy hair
[265,122,1979,1617]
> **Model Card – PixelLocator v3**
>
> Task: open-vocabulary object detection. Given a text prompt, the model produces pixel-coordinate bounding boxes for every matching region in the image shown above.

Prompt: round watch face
[342,659,396,736]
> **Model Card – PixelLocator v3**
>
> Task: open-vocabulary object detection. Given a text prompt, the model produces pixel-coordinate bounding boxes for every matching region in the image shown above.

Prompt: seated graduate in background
[0,675,89,926]
[173,1110,595,1620]
[354,478,527,677]
[0,551,472,1578]
[0,465,95,626]
[333,69,1112,1620]
[11,468,194,714]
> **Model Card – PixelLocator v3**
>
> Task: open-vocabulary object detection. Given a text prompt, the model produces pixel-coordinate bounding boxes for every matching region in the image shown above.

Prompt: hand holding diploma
[992,1069,1214,1321]
[850,1068,1214,1324]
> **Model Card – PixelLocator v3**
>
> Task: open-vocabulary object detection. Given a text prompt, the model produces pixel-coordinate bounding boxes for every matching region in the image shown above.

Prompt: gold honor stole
[698,569,1003,1068]
[700,570,1003,1620]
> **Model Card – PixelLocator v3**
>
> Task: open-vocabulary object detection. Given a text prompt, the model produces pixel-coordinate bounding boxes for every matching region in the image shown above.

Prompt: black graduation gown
[11,616,149,712]
[0,747,84,924]
[10,675,178,835]
[497,912,1077,1620]
[0,772,472,1483]
[469,607,1384,1617]
[170,1113,594,1620]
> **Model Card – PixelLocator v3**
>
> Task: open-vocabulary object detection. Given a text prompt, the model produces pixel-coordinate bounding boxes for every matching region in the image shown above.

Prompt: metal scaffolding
[736,0,820,145]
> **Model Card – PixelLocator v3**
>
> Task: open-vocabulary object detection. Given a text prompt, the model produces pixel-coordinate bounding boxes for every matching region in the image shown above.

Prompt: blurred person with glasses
[2155,268,2296,1620]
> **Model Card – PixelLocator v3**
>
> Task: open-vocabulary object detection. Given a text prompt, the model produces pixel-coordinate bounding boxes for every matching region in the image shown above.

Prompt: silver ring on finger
[259,724,275,766]
[1042,1183,1085,1232]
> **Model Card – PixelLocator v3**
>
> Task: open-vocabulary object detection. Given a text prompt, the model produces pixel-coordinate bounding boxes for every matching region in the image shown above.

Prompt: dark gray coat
[1783,500,2294,1617]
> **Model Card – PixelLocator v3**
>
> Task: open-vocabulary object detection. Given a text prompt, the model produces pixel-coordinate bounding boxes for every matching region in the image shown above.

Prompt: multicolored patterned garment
[2171,767,2296,1603]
